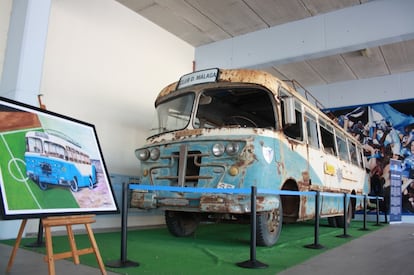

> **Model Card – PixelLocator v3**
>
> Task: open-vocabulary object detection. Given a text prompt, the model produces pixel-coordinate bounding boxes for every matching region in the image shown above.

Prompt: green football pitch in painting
[0,97,118,219]
[0,130,80,210]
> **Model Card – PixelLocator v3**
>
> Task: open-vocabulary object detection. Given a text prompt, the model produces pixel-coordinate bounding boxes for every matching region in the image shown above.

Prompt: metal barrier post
[337,193,351,238]
[374,196,382,226]
[105,182,140,268]
[24,219,44,247]
[305,191,324,249]
[359,194,370,231]
[236,186,268,269]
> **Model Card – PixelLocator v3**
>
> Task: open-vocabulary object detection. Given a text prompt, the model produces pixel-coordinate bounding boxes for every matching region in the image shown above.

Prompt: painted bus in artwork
[25,131,97,192]
[132,68,370,246]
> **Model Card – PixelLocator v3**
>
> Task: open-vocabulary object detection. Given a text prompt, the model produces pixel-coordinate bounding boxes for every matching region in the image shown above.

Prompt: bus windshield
[150,93,195,136]
[150,86,277,136]
[195,87,276,129]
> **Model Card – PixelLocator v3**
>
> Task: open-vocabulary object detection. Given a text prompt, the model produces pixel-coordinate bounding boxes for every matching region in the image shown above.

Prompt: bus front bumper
[131,191,280,213]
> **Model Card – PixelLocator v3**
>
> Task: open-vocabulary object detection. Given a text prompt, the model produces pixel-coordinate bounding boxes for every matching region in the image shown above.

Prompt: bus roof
[157,69,321,115]
[155,68,361,145]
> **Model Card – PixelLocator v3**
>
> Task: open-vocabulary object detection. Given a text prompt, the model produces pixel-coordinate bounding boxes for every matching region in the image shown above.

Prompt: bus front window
[149,93,195,136]
[194,87,276,129]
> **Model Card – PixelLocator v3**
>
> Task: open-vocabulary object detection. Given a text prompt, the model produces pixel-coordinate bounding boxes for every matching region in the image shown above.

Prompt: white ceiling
[115,0,414,88]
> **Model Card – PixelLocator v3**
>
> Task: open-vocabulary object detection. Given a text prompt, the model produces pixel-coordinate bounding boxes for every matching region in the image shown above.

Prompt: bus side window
[336,134,350,162]
[282,101,303,141]
[27,137,42,153]
[357,145,365,168]
[319,121,337,156]
[305,112,319,149]
[349,140,359,166]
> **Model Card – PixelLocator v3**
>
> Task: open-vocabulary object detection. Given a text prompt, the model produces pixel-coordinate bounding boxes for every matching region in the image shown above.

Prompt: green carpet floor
[2,219,384,274]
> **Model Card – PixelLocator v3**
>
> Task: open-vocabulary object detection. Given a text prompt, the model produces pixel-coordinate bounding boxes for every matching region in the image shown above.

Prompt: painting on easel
[0,97,119,219]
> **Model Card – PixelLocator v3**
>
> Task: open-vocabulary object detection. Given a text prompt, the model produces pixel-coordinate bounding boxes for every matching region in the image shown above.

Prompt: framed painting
[0,96,119,219]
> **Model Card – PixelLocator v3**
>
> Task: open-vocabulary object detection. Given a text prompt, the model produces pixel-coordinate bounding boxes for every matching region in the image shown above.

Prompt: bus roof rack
[283,79,325,110]
[44,129,82,148]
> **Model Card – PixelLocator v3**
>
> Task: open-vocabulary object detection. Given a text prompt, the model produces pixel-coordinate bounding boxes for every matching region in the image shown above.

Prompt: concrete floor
[279,223,414,275]
[0,242,119,275]
[1,223,414,274]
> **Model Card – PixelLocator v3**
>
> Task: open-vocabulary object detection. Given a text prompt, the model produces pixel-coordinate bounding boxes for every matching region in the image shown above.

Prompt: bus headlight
[150,148,160,160]
[135,149,150,161]
[226,142,240,155]
[212,143,225,157]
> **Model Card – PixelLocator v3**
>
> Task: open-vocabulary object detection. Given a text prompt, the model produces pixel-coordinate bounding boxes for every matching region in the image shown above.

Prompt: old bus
[133,68,369,246]
[25,131,97,192]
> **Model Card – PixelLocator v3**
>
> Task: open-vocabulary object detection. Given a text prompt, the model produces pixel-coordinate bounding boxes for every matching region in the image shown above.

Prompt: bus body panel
[133,68,370,240]
[24,131,97,191]
[25,154,96,187]
[135,129,368,220]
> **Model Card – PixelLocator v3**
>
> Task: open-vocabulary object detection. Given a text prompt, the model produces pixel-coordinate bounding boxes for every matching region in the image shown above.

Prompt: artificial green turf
[1,219,385,274]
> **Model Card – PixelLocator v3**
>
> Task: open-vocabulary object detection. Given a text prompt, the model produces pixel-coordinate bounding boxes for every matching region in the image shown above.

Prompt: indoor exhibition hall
[1,0,414,274]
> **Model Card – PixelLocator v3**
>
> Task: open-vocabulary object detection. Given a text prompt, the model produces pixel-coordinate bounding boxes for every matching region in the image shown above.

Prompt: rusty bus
[132,68,369,246]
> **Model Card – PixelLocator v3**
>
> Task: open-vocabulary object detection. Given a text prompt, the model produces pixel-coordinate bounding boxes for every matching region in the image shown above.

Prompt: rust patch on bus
[175,129,203,138]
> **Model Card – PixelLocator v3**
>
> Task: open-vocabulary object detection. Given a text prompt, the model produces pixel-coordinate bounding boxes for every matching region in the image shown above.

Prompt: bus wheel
[70,177,79,192]
[165,210,200,237]
[328,217,337,227]
[336,201,354,228]
[88,177,94,189]
[39,180,47,191]
[256,205,283,246]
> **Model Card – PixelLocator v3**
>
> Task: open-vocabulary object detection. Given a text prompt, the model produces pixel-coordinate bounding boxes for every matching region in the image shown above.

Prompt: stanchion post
[105,182,140,268]
[337,193,351,238]
[374,196,382,226]
[359,194,370,231]
[236,186,268,269]
[25,219,45,247]
[305,191,324,249]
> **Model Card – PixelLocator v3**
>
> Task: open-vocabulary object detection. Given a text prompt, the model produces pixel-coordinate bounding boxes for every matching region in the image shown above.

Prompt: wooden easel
[7,215,107,275]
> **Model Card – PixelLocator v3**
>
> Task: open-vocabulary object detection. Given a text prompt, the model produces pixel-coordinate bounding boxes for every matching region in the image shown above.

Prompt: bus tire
[256,205,283,246]
[70,177,79,192]
[328,217,337,227]
[336,201,354,228]
[39,180,47,191]
[88,177,94,189]
[165,210,200,237]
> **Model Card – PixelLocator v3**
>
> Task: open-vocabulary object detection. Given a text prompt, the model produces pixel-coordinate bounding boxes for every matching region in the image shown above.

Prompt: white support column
[195,0,414,70]
[0,0,51,106]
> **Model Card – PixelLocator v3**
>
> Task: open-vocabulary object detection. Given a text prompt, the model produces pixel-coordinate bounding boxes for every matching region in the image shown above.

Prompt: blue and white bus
[25,131,97,192]
[133,68,370,246]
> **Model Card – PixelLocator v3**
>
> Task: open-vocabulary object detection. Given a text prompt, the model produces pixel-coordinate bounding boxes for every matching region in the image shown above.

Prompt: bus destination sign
[177,68,219,89]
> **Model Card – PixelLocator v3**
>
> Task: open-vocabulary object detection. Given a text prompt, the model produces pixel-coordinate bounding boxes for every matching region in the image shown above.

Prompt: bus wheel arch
[281,179,300,223]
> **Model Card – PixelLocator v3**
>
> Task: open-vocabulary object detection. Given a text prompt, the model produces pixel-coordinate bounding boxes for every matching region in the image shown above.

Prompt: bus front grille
[155,144,212,187]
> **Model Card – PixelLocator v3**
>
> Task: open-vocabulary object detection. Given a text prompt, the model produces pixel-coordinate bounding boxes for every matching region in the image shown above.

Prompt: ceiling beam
[309,70,414,109]
[194,0,414,70]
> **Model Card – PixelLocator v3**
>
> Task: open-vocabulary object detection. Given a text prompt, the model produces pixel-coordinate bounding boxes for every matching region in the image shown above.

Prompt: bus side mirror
[283,97,296,124]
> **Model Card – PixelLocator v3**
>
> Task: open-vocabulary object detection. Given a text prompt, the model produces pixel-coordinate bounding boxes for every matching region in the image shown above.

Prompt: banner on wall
[326,99,414,216]
[389,159,402,223]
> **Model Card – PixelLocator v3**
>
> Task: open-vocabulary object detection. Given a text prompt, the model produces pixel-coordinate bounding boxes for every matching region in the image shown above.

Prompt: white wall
[41,0,194,176]
[0,0,194,239]
[0,0,12,78]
